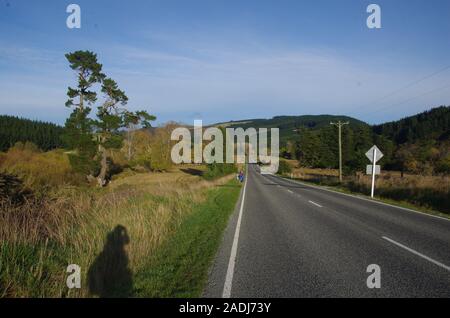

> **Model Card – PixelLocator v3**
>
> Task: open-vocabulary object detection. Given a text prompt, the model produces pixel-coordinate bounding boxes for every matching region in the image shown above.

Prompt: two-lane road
[205,164,450,297]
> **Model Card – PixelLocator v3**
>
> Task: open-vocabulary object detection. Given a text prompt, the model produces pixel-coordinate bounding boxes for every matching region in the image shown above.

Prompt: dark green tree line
[288,106,449,175]
[0,115,64,152]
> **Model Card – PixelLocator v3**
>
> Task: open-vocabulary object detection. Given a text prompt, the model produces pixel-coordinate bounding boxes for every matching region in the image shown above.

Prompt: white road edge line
[309,200,323,208]
[277,176,450,222]
[382,236,450,272]
[222,167,248,298]
[287,189,293,194]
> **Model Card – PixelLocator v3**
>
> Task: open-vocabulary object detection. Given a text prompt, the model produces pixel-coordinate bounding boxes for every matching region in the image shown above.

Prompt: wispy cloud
[0,44,66,69]
[1,37,450,125]
[108,42,447,122]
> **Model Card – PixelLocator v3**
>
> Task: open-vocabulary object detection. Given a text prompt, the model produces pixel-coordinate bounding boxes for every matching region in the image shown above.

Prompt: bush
[148,125,174,172]
[0,143,85,195]
[277,160,292,175]
[68,152,100,176]
[436,155,450,174]
[0,152,5,167]
[0,173,32,204]
[203,163,237,180]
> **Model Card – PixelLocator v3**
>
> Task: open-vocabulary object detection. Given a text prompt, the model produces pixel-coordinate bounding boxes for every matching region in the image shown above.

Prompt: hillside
[373,106,450,174]
[373,106,450,145]
[216,106,450,174]
[0,115,65,151]
[217,115,369,143]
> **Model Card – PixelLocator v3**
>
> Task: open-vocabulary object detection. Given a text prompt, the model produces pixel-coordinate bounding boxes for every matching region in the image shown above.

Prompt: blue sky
[1,0,450,125]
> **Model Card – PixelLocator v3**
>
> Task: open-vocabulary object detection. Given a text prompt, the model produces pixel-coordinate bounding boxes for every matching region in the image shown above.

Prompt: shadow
[87,225,133,298]
[0,173,33,204]
[180,168,204,176]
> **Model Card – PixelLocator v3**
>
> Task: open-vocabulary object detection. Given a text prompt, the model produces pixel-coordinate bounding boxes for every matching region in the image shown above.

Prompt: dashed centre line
[382,236,450,272]
[309,200,323,208]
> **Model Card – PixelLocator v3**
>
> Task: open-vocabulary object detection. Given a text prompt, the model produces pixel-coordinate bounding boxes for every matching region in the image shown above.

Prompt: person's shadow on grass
[87,225,133,297]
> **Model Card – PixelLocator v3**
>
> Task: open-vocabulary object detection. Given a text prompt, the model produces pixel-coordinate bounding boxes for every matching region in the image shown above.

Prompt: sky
[1,0,450,125]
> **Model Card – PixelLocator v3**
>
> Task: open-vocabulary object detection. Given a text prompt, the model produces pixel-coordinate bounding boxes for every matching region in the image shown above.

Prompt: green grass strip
[133,179,241,297]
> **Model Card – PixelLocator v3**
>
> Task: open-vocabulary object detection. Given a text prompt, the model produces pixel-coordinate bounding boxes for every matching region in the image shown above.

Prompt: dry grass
[0,146,84,195]
[283,166,450,214]
[0,165,235,297]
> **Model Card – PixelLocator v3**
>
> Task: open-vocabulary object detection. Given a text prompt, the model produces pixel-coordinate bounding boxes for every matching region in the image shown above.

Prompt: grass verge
[0,167,241,298]
[133,179,241,297]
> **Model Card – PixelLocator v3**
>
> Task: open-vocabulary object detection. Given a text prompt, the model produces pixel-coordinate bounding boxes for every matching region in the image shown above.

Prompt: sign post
[370,147,377,198]
[365,145,383,198]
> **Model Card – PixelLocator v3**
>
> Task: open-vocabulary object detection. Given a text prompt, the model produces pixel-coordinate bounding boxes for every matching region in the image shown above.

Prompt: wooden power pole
[330,121,349,182]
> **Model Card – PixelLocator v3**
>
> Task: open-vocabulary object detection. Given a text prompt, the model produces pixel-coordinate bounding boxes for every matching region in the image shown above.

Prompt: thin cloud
[1,40,449,125]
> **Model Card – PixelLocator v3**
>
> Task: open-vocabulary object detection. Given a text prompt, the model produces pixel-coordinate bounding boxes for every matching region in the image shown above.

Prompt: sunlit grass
[0,164,239,297]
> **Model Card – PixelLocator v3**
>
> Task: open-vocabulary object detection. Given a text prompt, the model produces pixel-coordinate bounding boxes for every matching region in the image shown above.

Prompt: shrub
[0,173,32,203]
[149,125,174,172]
[203,163,237,180]
[0,144,85,195]
[277,160,292,175]
[436,155,450,174]
[0,152,5,167]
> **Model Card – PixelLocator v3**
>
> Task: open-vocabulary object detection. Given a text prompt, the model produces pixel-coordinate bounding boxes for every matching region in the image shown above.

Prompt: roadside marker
[366,145,384,198]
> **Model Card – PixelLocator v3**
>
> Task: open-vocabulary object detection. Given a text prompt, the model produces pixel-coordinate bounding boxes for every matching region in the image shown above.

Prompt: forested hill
[217,115,368,143]
[217,106,450,174]
[0,115,64,151]
[373,106,450,145]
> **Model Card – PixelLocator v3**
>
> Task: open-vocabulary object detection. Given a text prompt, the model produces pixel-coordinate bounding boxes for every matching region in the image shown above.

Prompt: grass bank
[0,167,241,297]
[133,180,241,297]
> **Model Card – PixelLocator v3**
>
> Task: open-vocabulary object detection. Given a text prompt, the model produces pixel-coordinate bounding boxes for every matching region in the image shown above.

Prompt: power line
[363,82,450,118]
[351,63,450,114]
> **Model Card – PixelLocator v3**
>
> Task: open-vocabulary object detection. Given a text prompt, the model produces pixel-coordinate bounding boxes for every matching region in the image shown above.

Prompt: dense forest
[373,106,450,144]
[0,115,65,151]
[373,106,450,174]
[290,106,450,174]
[284,121,394,173]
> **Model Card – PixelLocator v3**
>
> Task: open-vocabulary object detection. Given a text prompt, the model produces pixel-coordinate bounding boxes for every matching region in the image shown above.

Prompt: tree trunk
[97,147,108,187]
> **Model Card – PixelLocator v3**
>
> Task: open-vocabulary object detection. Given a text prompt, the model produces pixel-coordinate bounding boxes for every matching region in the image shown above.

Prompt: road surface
[205,164,450,297]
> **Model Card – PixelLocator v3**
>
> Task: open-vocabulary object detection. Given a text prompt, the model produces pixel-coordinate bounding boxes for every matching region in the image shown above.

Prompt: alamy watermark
[170,120,280,174]
[367,4,381,29]
[66,4,81,29]
[66,264,81,289]
[65,4,381,32]
[366,264,381,289]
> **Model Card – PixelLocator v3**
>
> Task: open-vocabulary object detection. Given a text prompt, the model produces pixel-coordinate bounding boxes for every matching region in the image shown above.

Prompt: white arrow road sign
[366,145,384,163]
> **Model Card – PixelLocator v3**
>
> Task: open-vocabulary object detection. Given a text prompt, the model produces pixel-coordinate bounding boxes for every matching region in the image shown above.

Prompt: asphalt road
[204,164,450,297]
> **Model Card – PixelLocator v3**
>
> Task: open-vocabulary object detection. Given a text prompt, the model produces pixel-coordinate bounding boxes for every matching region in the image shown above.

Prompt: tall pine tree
[63,51,105,175]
